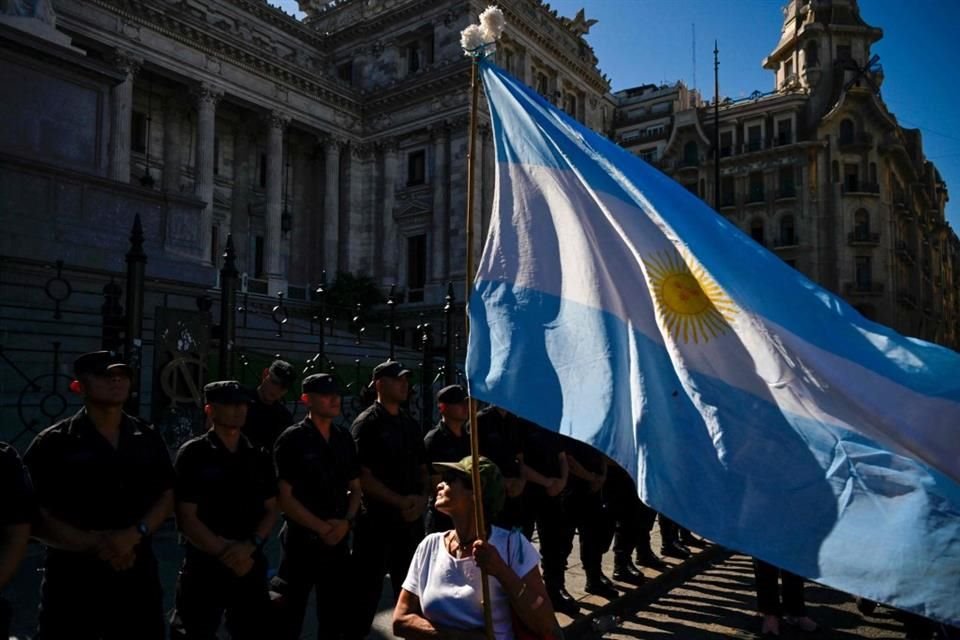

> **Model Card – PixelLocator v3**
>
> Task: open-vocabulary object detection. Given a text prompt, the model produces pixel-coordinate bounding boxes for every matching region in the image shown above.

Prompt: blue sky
[271,0,959,228]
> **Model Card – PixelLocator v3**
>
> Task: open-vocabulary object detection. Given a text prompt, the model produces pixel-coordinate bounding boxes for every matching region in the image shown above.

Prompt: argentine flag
[466,59,960,624]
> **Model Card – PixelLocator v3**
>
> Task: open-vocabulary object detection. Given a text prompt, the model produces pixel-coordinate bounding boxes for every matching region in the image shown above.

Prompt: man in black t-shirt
[0,441,33,638]
[24,351,174,639]
[475,405,525,529]
[170,380,278,639]
[423,384,471,534]
[274,373,361,640]
[350,360,429,639]
[243,359,295,449]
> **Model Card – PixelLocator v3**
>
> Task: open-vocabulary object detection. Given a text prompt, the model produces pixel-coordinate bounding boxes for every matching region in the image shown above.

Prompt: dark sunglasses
[441,471,472,491]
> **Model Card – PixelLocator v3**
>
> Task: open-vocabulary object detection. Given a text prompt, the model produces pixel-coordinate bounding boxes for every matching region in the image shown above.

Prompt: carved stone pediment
[394,185,432,222]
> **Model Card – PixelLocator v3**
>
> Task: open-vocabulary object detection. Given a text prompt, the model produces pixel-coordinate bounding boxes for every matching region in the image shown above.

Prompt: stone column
[346,143,369,274]
[109,51,141,183]
[431,123,449,282]
[192,83,223,265]
[161,95,186,193]
[229,117,255,271]
[264,110,290,295]
[381,138,399,286]
[322,137,342,277]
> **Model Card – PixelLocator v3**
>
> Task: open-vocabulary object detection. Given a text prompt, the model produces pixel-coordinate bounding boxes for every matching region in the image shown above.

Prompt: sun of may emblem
[643,251,738,344]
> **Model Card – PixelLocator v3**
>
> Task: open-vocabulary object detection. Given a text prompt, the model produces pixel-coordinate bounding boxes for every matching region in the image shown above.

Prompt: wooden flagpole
[464,51,495,640]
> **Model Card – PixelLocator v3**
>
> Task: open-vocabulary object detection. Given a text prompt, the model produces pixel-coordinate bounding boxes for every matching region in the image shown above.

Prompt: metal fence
[0,219,467,453]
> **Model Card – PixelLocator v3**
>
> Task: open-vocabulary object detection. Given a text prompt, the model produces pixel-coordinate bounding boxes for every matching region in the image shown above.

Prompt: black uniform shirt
[174,431,276,542]
[274,418,359,526]
[475,407,523,478]
[424,420,471,474]
[522,421,566,499]
[561,435,604,494]
[24,409,174,532]
[0,441,35,526]
[243,391,294,450]
[351,402,426,517]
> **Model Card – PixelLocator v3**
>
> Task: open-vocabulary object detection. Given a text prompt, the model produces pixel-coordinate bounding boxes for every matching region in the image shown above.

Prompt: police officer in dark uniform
[170,380,279,639]
[604,461,660,577]
[520,420,577,617]
[423,385,471,534]
[243,359,295,450]
[0,440,33,638]
[274,373,361,640]
[564,437,618,598]
[350,360,429,639]
[475,404,526,530]
[23,350,174,639]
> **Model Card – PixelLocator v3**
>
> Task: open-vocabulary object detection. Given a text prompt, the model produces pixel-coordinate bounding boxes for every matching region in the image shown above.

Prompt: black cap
[267,360,295,388]
[369,360,412,387]
[74,351,133,378]
[437,384,468,404]
[302,373,341,395]
[204,380,252,405]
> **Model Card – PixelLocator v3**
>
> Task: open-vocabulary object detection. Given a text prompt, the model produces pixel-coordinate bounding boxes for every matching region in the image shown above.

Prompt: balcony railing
[842,182,880,196]
[838,132,874,150]
[743,140,764,153]
[773,236,800,248]
[773,133,793,147]
[847,231,880,245]
[776,185,796,199]
[844,282,884,295]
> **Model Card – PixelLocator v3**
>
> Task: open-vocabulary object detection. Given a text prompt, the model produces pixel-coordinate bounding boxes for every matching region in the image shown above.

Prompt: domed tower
[763,0,883,123]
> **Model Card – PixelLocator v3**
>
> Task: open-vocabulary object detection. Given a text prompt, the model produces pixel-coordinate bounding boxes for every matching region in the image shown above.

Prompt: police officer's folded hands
[219,538,257,577]
[401,494,428,523]
[322,518,351,546]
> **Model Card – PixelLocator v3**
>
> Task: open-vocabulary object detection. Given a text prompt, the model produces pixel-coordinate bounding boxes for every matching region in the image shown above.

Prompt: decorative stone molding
[264,109,291,130]
[351,142,373,161]
[111,49,143,78]
[429,121,450,142]
[193,83,224,109]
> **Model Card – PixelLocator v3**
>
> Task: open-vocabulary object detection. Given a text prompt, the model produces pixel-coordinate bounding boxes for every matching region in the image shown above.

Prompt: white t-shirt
[401,526,541,640]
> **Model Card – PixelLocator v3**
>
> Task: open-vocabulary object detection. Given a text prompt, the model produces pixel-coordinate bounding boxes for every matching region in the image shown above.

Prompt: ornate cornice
[498,1,609,94]
[68,0,362,114]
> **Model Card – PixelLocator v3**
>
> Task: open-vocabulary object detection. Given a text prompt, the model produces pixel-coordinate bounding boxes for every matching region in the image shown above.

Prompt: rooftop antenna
[692,23,697,92]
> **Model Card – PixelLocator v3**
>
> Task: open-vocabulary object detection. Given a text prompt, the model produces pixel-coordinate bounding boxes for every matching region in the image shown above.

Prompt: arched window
[684,141,698,165]
[535,72,548,96]
[839,119,855,145]
[780,215,796,246]
[854,208,870,240]
[750,218,765,245]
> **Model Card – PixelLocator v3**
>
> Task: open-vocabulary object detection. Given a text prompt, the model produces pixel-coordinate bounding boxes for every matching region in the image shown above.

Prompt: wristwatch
[136,521,150,537]
[250,534,265,551]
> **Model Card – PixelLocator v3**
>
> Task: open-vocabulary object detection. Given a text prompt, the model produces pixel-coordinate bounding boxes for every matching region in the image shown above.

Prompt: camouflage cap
[434,455,505,521]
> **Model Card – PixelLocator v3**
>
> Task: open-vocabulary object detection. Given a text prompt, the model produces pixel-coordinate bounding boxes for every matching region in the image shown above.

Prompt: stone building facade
[0,0,610,310]
[613,0,959,348]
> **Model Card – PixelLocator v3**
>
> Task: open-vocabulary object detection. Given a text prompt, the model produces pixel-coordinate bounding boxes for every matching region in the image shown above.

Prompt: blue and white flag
[466,59,960,624]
